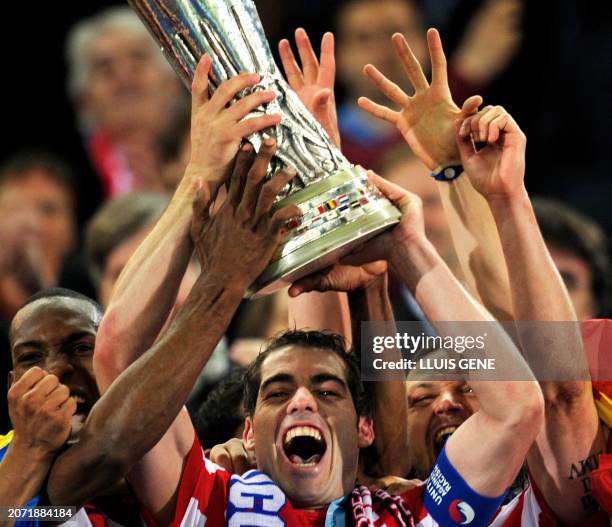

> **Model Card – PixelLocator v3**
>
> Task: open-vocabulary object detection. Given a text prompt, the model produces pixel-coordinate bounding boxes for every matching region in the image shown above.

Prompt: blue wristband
[431,165,463,182]
[423,446,506,526]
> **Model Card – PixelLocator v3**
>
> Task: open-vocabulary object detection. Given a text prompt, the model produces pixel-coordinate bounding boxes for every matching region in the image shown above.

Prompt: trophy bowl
[128,0,401,297]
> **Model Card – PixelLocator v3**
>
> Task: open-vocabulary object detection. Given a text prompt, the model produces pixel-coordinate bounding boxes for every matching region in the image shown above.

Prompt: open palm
[358,29,481,170]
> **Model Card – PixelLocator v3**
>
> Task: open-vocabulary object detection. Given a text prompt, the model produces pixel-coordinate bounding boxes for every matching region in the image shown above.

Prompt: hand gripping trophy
[128,0,401,297]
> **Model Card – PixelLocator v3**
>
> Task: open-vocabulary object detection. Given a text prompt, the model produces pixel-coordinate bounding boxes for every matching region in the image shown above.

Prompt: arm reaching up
[280,28,350,337]
[94,54,282,392]
[339,174,543,498]
[359,29,513,320]
[457,107,603,523]
[48,145,301,524]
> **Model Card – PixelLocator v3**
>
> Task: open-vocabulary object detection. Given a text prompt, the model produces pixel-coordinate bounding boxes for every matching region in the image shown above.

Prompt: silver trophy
[129,0,401,297]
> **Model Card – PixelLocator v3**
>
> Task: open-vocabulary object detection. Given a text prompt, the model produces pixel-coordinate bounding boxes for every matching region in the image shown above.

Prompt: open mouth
[283,426,327,467]
[433,426,457,457]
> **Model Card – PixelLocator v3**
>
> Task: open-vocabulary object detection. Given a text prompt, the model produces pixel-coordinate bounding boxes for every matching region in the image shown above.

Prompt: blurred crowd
[0,1,611,524]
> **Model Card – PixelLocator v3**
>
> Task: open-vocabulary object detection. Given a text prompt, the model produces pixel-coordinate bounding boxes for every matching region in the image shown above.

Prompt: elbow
[505,382,545,442]
[93,310,122,389]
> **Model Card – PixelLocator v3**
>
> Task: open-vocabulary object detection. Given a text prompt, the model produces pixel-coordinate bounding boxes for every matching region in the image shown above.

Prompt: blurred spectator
[85,192,230,398]
[0,152,78,313]
[533,197,612,320]
[334,0,522,170]
[193,367,246,451]
[85,192,168,307]
[66,7,180,197]
[0,150,91,434]
[158,94,191,192]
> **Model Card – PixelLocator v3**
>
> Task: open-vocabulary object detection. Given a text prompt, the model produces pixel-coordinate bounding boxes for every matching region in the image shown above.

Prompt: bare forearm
[390,237,537,420]
[437,177,514,321]
[349,278,410,477]
[288,291,351,341]
[489,189,576,322]
[48,273,244,507]
[95,175,197,390]
[0,441,52,507]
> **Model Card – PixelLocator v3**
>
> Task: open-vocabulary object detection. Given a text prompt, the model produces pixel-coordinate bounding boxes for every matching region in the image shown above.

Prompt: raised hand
[186,54,282,184]
[190,139,301,289]
[358,29,482,170]
[456,105,526,201]
[290,172,426,296]
[279,29,341,148]
[8,367,76,458]
[288,261,387,296]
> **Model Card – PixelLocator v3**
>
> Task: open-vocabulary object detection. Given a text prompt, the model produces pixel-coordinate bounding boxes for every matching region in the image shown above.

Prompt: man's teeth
[72,395,86,405]
[435,426,458,444]
[284,426,322,445]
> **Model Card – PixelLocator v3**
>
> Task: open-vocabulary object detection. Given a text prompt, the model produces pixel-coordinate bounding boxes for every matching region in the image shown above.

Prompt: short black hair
[194,368,246,449]
[20,287,104,321]
[243,329,371,419]
[533,197,612,317]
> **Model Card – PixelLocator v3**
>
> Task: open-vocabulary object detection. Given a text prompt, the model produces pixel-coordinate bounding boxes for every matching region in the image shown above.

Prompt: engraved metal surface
[128,0,350,197]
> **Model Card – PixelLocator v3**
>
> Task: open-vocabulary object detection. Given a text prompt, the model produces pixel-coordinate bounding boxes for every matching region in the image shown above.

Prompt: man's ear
[357,416,375,448]
[243,416,255,452]
[7,371,14,391]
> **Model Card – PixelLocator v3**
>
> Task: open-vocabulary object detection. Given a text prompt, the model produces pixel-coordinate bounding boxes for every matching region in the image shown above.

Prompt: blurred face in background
[99,223,199,310]
[547,244,597,320]
[0,170,75,282]
[80,30,178,141]
[337,0,427,102]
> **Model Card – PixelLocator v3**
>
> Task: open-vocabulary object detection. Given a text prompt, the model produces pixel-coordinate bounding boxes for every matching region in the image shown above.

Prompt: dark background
[0,0,610,433]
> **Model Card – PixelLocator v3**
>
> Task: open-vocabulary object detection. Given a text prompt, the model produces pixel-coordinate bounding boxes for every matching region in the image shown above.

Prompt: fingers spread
[427,28,449,88]
[357,96,399,125]
[392,33,428,92]
[209,72,261,113]
[227,143,255,208]
[226,90,277,122]
[192,54,212,110]
[319,32,336,88]
[240,139,276,215]
[295,28,319,83]
[255,167,297,219]
[363,64,408,107]
[279,39,304,89]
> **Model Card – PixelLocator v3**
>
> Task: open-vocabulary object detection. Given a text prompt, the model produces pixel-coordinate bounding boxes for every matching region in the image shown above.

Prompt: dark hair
[20,287,104,321]
[0,150,76,201]
[243,329,371,419]
[533,197,612,317]
[194,368,246,449]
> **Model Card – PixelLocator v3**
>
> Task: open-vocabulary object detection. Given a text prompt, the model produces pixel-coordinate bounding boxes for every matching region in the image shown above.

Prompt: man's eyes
[17,352,43,365]
[410,394,435,406]
[73,343,94,355]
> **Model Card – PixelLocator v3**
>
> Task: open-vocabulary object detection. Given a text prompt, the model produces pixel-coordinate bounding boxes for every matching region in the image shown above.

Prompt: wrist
[10,434,55,465]
[486,185,530,216]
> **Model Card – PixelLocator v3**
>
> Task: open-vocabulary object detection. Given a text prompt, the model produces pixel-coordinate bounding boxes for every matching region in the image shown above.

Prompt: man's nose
[433,392,463,415]
[286,387,318,415]
[44,354,74,384]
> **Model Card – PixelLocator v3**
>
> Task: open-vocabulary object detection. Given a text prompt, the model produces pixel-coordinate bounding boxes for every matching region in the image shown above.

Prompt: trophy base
[246,167,401,298]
